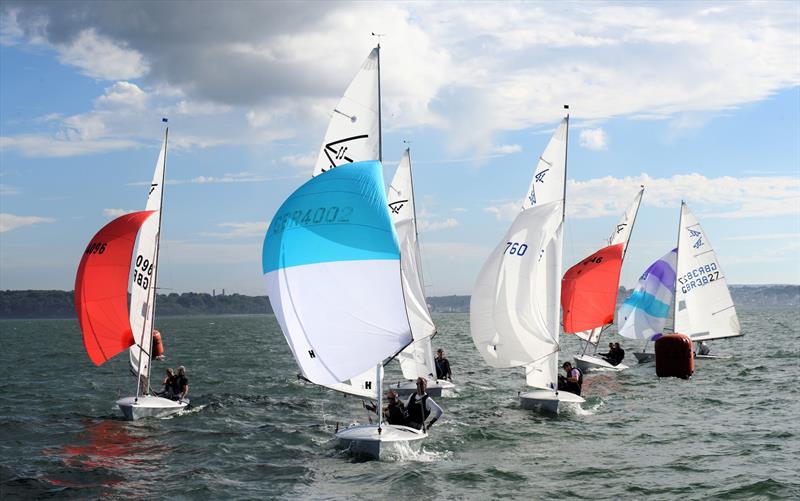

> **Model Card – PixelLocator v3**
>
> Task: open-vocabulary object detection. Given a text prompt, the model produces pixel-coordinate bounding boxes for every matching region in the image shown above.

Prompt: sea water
[1,308,798,499]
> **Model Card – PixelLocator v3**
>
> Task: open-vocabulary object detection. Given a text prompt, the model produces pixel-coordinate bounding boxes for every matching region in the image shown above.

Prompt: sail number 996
[84,242,107,255]
[132,254,154,290]
[505,242,528,256]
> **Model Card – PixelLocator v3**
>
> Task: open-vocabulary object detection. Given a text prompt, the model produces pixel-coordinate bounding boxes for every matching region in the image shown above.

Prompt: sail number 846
[505,242,528,256]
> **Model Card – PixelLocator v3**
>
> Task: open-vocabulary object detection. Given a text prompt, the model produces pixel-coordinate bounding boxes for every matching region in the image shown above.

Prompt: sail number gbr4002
[271,206,354,235]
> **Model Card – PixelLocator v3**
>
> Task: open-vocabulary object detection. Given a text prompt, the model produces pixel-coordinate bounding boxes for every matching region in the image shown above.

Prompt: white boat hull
[634,351,655,364]
[573,354,629,373]
[519,389,585,415]
[116,395,189,421]
[695,354,731,360]
[335,423,427,459]
[391,379,455,398]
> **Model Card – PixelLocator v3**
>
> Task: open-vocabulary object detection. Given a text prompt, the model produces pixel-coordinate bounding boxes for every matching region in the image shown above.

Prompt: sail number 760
[504,242,528,256]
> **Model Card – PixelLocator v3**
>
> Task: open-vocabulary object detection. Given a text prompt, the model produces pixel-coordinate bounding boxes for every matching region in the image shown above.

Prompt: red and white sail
[75,210,156,366]
[563,187,644,343]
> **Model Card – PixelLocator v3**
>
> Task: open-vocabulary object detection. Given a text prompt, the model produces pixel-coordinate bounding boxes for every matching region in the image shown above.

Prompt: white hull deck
[519,389,585,415]
[335,423,427,460]
[573,354,629,373]
[116,395,189,421]
[391,379,456,398]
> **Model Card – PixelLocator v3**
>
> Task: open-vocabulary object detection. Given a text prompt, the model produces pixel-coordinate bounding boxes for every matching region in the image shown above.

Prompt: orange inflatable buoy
[655,333,694,379]
[151,330,165,359]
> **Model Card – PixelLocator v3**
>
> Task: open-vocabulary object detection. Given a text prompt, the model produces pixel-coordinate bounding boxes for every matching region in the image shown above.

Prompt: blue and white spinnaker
[262,161,412,386]
[617,248,678,340]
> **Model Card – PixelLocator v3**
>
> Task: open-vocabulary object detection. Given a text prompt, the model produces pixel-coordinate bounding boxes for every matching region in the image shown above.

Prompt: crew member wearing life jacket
[383,390,407,426]
[405,377,444,431]
[558,362,583,396]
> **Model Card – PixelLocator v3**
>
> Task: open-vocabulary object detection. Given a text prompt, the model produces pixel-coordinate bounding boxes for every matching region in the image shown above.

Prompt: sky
[0,1,798,296]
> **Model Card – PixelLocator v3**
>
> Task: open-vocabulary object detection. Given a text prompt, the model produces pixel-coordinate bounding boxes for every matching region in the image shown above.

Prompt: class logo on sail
[321,134,370,172]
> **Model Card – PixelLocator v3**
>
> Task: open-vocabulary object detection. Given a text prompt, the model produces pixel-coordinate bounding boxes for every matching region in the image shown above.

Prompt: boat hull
[519,389,585,415]
[116,395,189,421]
[391,379,455,398]
[573,354,629,373]
[335,424,427,460]
[634,351,655,364]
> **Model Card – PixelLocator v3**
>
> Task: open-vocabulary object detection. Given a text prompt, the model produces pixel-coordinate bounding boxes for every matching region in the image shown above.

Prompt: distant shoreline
[0,286,797,319]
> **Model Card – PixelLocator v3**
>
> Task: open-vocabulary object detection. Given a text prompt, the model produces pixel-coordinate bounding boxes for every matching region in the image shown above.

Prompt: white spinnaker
[312,48,380,177]
[470,202,563,380]
[129,133,166,378]
[674,203,740,341]
[574,187,644,344]
[389,149,437,381]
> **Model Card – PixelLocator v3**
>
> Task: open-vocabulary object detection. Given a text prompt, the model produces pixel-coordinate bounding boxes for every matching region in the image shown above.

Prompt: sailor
[599,342,615,363]
[365,390,408,426]
[558,362,583,395]
[435,349,452,381]
[160,368,176,398]
[613,342,625,365]
[405,377,444,431]
[697,341,711,356]
[171,365,189,401]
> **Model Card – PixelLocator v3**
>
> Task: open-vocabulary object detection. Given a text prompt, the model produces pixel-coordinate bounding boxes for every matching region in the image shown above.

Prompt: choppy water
[1,309,798,499]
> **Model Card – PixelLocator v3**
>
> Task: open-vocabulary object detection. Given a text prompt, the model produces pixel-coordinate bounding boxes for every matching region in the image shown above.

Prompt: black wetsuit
[435,357,451,380]
[172,375,188,400]
[385,403,407,426]
[406,393,430,430]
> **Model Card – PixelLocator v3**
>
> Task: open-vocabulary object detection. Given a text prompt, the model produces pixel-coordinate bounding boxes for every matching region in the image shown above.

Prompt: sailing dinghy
[388,149,454,398]
[619,202,741,362]
[75,126,187,420]
[471,110,584,415]
[263,161,426,459]
[563,187,644,373]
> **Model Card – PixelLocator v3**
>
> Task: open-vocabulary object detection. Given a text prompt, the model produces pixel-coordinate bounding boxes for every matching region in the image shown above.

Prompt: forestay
[312,48,380,177]
[674,203,740,341]
[263,161,412,385]
[389,149,437,381]
[75,211,156,366]
[129,134,167,378]
[617,248,677,340]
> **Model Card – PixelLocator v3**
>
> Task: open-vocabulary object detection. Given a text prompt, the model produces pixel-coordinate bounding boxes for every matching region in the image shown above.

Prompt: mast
[376,364,383,434]
[561,105,569,223]
[372,35,383,163]
[135,124,168,400]
[672,200,684,330]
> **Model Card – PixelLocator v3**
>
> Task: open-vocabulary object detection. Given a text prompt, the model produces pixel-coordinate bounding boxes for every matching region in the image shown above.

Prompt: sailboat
[563,187,644,373]
[388,149,454,398]
[262,161,426,459]
[471,109,584,415]
[75,125,187,420]
[618,202,742,362]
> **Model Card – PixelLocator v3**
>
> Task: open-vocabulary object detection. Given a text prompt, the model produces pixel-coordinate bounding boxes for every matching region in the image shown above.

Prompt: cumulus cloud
[492,144,522,154]
[579,128,608,150]
[484,202,522,221]
[103,208,133,218]
[0,213,54,232]
[418,217,459,232]
[1,1,798,160]
[280,152,317,170]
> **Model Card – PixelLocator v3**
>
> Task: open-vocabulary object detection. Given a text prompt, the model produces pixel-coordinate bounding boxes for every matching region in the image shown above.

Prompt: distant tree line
[0,285,797,319]
[0,290,272,319]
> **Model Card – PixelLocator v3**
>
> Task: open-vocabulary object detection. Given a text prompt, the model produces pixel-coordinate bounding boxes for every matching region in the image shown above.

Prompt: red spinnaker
[75,211,155,366]
[561,242,625,334]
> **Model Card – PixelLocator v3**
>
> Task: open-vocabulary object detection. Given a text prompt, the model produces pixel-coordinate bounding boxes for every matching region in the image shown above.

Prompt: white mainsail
[389,149,437,381]
[471,116,568,391]
[129,131,167,383]
[673,202,741,341]
[312,47,380,177]
[574,187,644,344]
